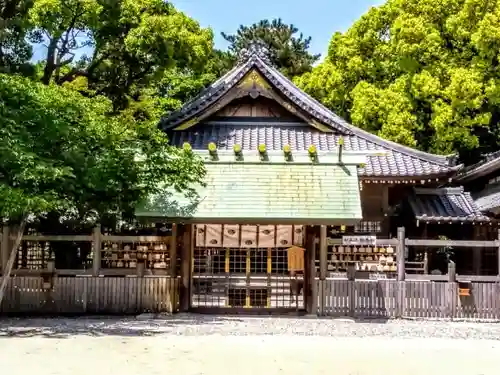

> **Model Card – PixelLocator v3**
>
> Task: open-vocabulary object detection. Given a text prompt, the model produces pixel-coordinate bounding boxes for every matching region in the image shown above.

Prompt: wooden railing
[317,278,500,320]
[0,225,177,277]
[0,276,180,315]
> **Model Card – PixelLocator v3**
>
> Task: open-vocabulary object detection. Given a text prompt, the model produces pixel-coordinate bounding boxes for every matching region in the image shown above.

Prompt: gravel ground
[0,315,500,375]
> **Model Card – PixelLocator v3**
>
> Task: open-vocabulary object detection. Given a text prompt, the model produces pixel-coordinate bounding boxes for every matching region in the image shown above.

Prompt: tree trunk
[0,219,27,306]
[41,38,59,85]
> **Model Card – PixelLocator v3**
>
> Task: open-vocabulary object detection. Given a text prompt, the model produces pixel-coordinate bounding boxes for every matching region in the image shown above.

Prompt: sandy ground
[0,316,499,375]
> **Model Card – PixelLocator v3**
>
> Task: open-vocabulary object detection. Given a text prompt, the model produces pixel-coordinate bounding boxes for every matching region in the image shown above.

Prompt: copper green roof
[137,150,363,224]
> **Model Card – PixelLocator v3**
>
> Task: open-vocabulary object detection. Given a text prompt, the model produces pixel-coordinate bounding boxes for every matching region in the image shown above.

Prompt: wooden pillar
[397,227,405,281]
[170,223,177,277]
[318,225,327,316]
[497,229,500,277]
[472,225,482,275]
[1,227,8,274]
[423,224,429,275]
[319,225,327,280]
[305,226,317,315]
[448,261,456,282]
[92,225,101,277]
[180,224,193,312]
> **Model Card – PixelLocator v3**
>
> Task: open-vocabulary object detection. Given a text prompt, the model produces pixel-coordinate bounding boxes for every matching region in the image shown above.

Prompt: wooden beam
[22,234,93,242]
[100,235,171,242]
[406,239,498,248]
[405,274,500,282]
[326,238,399,246]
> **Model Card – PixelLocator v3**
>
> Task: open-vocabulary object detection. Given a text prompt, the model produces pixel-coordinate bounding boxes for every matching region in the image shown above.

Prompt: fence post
[397,227,405,281]
[347,264,355,317]
[447,261,457,319]
[92,225,101,277]
[318,225,327,316]
[396,227,406,318]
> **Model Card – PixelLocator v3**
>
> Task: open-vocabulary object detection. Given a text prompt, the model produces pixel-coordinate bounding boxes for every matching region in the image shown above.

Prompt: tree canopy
[222,18,320,78]
[0,0,215,227]
[295,0,500,163]
[0,73,205,224]
[0,0,34,74]
[26,0,214,111]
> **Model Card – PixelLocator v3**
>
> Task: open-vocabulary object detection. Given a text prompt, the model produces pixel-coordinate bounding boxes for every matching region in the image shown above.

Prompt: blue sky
[172,0,385,58]
[33,0,384,62]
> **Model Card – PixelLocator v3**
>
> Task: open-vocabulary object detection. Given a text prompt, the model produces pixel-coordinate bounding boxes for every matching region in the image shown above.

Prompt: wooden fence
[0,276,180,315]
[318,279,500,320]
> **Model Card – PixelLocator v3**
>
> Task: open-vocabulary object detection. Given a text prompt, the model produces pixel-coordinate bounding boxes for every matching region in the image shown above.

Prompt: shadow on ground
[0,314,245,338]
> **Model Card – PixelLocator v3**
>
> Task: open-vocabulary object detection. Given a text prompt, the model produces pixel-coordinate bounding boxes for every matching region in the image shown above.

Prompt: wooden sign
[342,235,377,246]
[287,246,305,272]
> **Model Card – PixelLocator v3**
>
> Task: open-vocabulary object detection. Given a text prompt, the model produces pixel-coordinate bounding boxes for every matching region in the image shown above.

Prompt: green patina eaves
[136,151,363,224]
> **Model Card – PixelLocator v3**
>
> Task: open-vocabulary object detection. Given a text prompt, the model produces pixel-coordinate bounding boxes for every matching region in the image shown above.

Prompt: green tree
[295,0,500,163]
[0,0,34,74]
[222,18,320,78]
[0,73,205,225]
[28,0,214,110]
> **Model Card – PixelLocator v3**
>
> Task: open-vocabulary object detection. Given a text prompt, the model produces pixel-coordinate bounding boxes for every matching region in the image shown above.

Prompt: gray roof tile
[457,151,500,182]
[162,49,461,178]
[474,185,500,212]
[408,187,490,222]
[168,124,456,178]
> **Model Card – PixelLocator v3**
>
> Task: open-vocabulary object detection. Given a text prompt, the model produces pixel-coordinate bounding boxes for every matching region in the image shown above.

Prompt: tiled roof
[474,184,500,212]
[457,150,500,182]
[160,50,460,179]
[407,187,490,223]
[168,124,457,178]
[137,150,362,223]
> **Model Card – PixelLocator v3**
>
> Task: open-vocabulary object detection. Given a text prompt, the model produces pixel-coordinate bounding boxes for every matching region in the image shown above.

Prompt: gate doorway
[190,224,307,312]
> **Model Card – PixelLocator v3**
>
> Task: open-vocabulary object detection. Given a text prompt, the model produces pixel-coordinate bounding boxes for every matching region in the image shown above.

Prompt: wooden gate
[191,224,306,312]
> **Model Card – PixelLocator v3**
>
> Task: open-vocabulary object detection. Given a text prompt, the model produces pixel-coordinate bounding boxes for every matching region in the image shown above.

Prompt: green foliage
[0,0,35,75]
[295,0,500,162]
[222,18,320,78]
[28,0,214,110]
[0,74,205,223]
